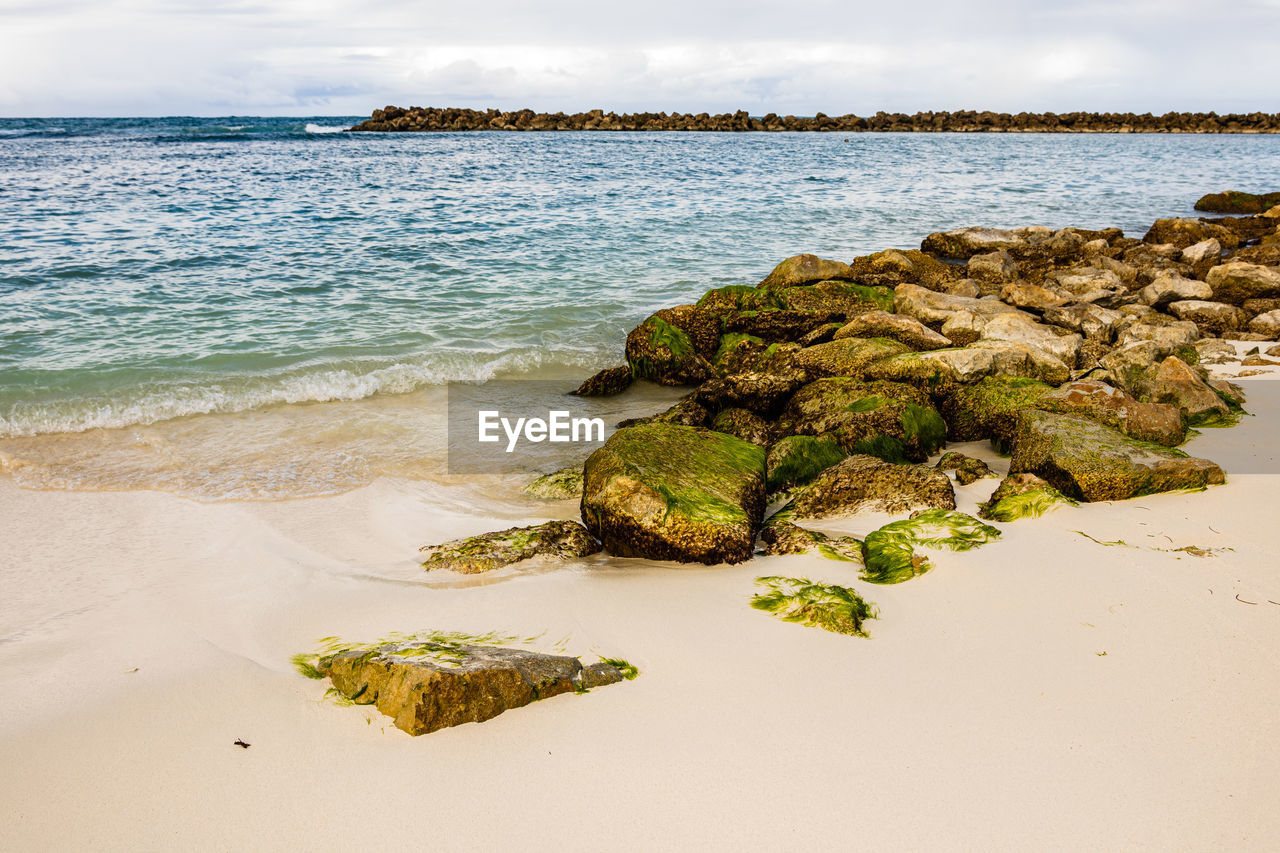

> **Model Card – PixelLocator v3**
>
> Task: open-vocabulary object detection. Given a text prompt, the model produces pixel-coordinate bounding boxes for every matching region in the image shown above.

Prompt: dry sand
[2,363,1279,851]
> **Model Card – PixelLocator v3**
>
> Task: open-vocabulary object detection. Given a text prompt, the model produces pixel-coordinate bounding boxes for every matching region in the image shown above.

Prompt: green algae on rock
[758,514,864,562]
[789,336,913,378]
[775,377,946,463]
[786,454,956,519]
[420,520,600,573]
[765,435,849,493]
[750,576,877,637]
[625,313,713,386]
[778,280,895,314]
[696,284,785,315]
[524,466,585,500]
[1194,190,1280,214]
[861,509,1002,584]
[571,365,634,397]
[315,639,629,735]
[979,472,1078,521]
[942,376,1053,442]
[581,422,766,564]
[1009,410,1225,502]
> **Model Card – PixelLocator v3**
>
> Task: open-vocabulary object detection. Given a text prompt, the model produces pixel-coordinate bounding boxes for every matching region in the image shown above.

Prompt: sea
[2,116,1279,498]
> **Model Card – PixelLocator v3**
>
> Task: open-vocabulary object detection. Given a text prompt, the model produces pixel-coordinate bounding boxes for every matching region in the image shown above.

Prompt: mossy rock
[766,434,849,493]
[625,314,712,386]
[524,466,584,500]
[581,423,767,564]
[1194,190,1280,215]
[846,248,961,291]
[618,395,712,429]
[758,518,864,562]
[935,451,996,485]
[419,521,601,573]
[711,332,766,373]
[941,376,1053,442]
[711,407,774,446]
[786,454,956,519]
[696,284,785,315]
[722,309,846,343]
[1035,380,1185,446]
[860,509,1001,584]
[978,473,1077,521]
[750,576,877,637]
[790,336,912,378]
[1009,410,1225,502]
[317,640,628,736]
[758,254,853,291]
[779,280,895,314]
[776,377,945,462]
[571,365,634,397]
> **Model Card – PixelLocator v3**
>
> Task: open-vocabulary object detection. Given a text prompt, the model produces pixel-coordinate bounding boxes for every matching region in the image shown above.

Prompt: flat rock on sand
[786,454,956,519]
[320,642,626,736]
[1009,410,1224,501]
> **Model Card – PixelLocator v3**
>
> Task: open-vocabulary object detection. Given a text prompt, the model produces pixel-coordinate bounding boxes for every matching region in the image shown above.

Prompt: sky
[1,0,1279,117]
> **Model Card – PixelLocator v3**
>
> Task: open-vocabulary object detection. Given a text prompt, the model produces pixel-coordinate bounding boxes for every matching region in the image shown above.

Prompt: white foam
[304,123,345,134]
[0,349,601,438]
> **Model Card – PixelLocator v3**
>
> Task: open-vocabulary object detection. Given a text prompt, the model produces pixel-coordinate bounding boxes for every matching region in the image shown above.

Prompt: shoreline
[351,106,1280,134]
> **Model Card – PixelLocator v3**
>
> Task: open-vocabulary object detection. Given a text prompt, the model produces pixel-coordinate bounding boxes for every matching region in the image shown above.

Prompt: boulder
[789,336,912,378]
[1009,410,1224,501]
[580,423,766,564]
[572,365,633,397]
[1043,266,1126,304]
[766,434,849,493]
[1206,262,1280,304]
[694,369,809,415]
[722,309,846,343]
[1194,191,1280,215]
[796,322,843,346]
[775,377,946,463]
[921,226,1029,259]
[864,342,1071,390]
[318,641,627,736]
[1181,238,1221,267]
[759,254,853,290]
[710,407,773,446]
[1166,300,1248,335]
[978,473,1075,521]
[1115,318,1200,353]
[1144,356,1232,425]
[1138,273,1213,309]
[419,521,600,573]
[1142,218,1239,251]
[1042,303,1123,342]
[1036,380,1185,446]
[935,451,996,485]
[625,313,714,386]
[831,311,951,351]
[524,467,584,500]
[893,282,1020,327]
[847,249,960,291]
[757,520,864,562]
[941,376,1052,442]
[1242,298,1280,317]
[969,313,1082,367]
[1248,310,1280,338]
[695,284,784,315]
[999,281,1070,312]
[968,250,1020,285]
[786,454,956,519]
[777,280,894,315]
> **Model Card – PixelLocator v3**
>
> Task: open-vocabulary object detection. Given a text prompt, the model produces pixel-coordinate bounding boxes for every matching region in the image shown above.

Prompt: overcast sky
[2,0,1278,117]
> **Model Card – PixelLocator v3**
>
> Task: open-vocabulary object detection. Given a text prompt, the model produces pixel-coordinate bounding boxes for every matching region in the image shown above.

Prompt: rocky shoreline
[350,106,1280,133]
[309,194,1280,735]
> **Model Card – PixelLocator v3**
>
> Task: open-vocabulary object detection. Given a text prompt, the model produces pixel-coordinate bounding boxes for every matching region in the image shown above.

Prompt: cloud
[0,0,1277,115]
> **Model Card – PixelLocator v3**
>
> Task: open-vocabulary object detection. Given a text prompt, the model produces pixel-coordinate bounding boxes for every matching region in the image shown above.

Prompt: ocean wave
[0,349,605,438]
[305,123,346,134]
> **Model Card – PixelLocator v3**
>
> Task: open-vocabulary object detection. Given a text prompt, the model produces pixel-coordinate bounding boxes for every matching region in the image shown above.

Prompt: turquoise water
[4,117,1280,439]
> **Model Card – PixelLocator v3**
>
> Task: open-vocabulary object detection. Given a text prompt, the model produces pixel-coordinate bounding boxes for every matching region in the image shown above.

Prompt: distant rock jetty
[350,106,1280,133]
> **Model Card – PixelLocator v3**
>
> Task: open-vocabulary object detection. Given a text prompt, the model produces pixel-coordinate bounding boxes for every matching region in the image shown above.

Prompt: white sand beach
[1,359,1278,851]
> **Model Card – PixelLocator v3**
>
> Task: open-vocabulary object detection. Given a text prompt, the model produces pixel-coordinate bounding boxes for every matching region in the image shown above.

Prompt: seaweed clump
[861,509,1002,584]
[750,576,878,637]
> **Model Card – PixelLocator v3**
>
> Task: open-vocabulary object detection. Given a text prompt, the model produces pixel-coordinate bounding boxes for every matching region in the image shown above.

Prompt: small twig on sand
[1209,525,1221,534]
[234,739,251,748]
[1236,594,1258,605]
